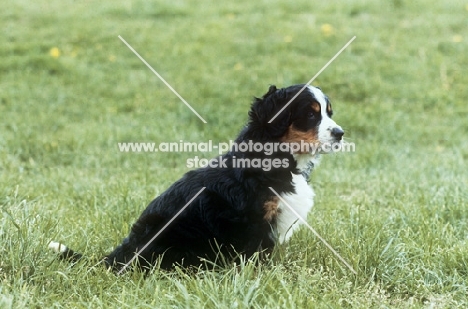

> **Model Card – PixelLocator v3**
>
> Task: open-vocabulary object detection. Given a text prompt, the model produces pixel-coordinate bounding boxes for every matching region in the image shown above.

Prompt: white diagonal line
[268,187,357,275]
[268,36,356,123]
[117,187,206,274]
[118,35,207,124]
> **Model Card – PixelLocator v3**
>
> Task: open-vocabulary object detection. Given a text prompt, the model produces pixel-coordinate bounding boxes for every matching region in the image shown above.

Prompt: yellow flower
[321,24,334,37]
[465,4,468,11]
[49,47,61,58]
[284,35,293,43]
[109,55,117,62]
[452,35,463,43]
[107,107,117,114]
[234,63,243,71]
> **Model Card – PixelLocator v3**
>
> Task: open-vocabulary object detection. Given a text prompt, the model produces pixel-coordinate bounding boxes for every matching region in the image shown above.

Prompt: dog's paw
[48,241,68,253]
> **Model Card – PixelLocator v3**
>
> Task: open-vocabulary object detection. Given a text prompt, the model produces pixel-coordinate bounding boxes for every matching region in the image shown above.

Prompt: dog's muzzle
[331,127,344,140]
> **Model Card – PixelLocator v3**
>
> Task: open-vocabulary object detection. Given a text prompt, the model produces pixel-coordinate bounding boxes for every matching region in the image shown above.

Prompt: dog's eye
[307,112,316,119]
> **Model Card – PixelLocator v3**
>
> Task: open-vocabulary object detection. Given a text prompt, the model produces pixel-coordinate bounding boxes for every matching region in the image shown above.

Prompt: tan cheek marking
[281,125,320,153]
[327,103,332,115]
[263,196,280,222]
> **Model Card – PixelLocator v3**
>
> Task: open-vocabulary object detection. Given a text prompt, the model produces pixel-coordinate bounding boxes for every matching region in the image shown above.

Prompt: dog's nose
[331,127,344,140]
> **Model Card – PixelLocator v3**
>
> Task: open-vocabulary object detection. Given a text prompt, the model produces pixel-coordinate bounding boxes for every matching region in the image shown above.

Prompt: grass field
[1,0,468,307]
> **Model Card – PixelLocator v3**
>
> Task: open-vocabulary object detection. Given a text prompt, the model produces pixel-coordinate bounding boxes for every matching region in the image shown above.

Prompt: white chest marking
[276,173,315,243]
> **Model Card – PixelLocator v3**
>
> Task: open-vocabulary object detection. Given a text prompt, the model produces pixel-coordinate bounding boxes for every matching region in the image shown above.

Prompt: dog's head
[247,84,343,154]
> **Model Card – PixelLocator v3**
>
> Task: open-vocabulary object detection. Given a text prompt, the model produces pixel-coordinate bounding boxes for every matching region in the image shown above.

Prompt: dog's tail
[48,241,84,262]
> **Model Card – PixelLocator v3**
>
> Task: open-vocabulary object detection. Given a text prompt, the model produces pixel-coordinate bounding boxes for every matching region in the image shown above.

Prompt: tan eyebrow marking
[311,101,320,113]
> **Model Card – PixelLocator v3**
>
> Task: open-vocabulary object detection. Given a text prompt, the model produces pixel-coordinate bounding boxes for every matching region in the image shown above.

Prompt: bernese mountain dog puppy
[49,84,344,272]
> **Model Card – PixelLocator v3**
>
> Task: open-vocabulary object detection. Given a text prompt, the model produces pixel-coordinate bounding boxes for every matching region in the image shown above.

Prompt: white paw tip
[48,241,67,253]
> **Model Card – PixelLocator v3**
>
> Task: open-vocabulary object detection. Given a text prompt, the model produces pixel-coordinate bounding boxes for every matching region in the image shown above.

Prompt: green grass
[1,0,468,307]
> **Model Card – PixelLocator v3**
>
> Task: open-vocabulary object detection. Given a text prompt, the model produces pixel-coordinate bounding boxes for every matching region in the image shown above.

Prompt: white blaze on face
[307,86,342,144]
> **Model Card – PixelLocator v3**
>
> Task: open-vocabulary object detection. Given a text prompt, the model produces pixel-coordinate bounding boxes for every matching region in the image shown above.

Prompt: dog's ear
[247,85,291,140]
[263,85,278,98]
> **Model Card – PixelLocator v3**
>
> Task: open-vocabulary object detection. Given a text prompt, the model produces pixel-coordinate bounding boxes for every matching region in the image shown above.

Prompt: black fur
[53,84,328,272]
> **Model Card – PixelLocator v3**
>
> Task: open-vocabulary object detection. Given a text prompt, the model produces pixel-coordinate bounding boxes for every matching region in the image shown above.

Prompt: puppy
[49,84,344,272]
